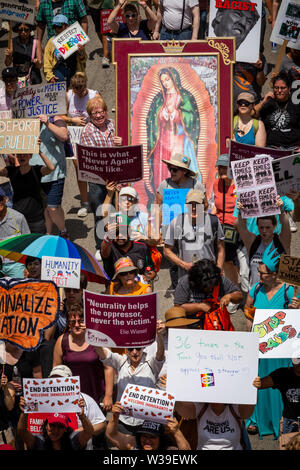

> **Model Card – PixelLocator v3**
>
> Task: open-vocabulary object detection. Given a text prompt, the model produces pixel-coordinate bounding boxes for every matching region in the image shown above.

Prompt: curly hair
[188,259,221,292]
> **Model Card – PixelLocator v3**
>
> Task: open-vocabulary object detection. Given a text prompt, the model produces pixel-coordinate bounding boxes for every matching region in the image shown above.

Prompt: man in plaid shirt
[36,0,88,63]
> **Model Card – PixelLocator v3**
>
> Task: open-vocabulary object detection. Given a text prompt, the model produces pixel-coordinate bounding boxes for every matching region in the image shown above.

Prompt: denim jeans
[160,25,193,40]
[282,417,300,434]
[88,182,107,250]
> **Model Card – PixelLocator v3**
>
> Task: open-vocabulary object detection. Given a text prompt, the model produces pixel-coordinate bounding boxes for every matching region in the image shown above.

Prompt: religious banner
[252,309,300,358]
[120,384,175,424]
[41,256,81,289]
[27,413,78,433]
[272,154,300,195]
[0,278,59,351]
[0,1,35,25]
[77,144,143,184]
[0,119,39,154]
[23,376,81,413]
[100,9,124,34]
[12,82,67,118]
[208,0,263,62]
[52,22,90,60]
[84,291,157,348]
[270,0,300,50]
[277,254,300,287]
[167,329,259,404]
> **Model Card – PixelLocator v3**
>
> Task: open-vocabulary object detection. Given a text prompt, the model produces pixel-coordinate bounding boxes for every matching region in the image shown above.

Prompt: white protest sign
[208,0,263,62]
[272,153,300,195]
[0,1,35,25]
[23,376,81,413]
[41,256,81,289]
[120,384,175,424]
[67,126,83,159]
[52,22,90,60]
[252,309,300,359]
[12,82,67,118]
[167,329,259,404]
[270,1,300,50]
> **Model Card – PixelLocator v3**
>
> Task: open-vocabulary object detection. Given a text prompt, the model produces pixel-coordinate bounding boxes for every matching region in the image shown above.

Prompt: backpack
[249,234,285,264]
[196,284,235,331]
[245,282,291,321]
[233,115,259,136]
[148,245,162,273]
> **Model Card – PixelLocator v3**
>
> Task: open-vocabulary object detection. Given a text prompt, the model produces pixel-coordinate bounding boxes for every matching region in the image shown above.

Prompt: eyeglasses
[273,86,288,91]
[68,318,83,326]
[91,110,106,116]
[237,100,252,107]
[257,269,269,276]
[120,195,136,202]
[125,13,137,19]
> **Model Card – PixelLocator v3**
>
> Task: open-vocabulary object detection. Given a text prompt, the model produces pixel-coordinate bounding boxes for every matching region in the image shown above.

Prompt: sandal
[247,425,258,435]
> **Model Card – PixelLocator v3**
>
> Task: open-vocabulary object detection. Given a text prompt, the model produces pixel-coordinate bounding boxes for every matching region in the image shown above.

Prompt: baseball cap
[185,189,205,204]
[49,365,72,378]
[215,153,230,167]
[47,413,70,428]
[236,92,255,103]
[119,186,138,200]
[52,14,69,26]
[2,67,18,81]
[135,420,164,436]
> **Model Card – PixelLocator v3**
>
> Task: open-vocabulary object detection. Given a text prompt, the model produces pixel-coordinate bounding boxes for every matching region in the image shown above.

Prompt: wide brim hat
[162,153,196,177]
[164,307,200,328]
[112,256,138,281]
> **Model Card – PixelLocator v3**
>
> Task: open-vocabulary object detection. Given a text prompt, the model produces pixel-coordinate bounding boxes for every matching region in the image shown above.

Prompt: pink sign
[84,290,157,348]
[100,9,124,34]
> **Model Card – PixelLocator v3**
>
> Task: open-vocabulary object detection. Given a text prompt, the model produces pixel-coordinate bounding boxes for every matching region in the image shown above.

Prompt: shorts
[42,178,65,208]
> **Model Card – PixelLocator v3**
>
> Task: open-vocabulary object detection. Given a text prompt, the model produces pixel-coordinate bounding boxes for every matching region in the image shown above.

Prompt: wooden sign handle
[272,39,288,77]
[8,21,12,50]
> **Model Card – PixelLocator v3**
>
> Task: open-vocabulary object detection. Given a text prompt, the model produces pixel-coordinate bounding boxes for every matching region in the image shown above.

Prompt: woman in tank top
[232,92,266,146]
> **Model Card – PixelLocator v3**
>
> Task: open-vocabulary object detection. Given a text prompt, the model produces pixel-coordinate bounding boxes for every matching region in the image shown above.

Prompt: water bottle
[12,366,22,396]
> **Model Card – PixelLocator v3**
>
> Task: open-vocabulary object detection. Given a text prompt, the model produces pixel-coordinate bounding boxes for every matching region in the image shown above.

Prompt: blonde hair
[285,433,300,450]
[70,72,87,91]
[86,96,107,116]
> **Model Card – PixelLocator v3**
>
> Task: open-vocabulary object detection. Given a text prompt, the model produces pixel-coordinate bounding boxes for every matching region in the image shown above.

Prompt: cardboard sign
[0,119,39,154]
[208,0,263,62]
[67,126,83,158]
[270,1,300,50]
[23,376,81,413]
[41,256,81,289]
[12,82,67,118]
[120,384,175,424]
[0,1,35,25]
[100,9,124,34]
[252,309,300,358]
[162,188,190,226]
[84,291,157,348]
[277,254,300,287]
[52,22,90,60]
[77,144,143,184]
[272,154,300,195]
[0,278,59,351]
[167,329,259,404]
[27,413,78,434]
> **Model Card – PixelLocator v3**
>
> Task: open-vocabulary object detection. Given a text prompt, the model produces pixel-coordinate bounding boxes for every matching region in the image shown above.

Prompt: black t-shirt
[270,367,300,420]
[117,20,151,40]
[260,98,300,148]
[12,37,42,85]
[103,240,154,279]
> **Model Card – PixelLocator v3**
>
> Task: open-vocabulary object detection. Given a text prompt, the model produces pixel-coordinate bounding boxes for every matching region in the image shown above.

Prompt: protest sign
[27,413,77,433]
[77,144,143,184]
[120,384,175,425]
[12,82,67,118]
[252,309,300,358]
[208,0,262,62]
[0,119,39,154]
[270,1,300,50]
[0,1,35,25]
[41,256,81,289]
[162,188,190,226]
[52,22,90,60]
[84,291,157,348]
[272,154,300,195]
[100,9,124,34]
[167,329,259,404]
[229,140,291,169]
[0,278,59,351]
[277,254,300,287]
[23,376,81,413]
[67,126,83,158]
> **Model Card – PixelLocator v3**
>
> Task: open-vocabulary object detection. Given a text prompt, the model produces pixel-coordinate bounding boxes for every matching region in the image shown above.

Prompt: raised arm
[106,402,136,450]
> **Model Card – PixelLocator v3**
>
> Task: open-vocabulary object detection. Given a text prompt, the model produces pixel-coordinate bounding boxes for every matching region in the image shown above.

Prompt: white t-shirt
[67,89,98,122]
[159,0,199,31]
[77,392,106,451]
[195,403,243,450]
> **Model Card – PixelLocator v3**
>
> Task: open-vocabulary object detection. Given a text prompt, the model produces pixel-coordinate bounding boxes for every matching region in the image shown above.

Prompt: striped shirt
[79,119,115,148]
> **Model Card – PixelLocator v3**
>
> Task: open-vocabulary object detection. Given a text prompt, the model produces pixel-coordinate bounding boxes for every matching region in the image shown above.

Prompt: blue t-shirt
[117,20,151,40]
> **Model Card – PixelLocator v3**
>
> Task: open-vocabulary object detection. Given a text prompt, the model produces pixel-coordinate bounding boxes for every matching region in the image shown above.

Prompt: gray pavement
[1,15,300,451]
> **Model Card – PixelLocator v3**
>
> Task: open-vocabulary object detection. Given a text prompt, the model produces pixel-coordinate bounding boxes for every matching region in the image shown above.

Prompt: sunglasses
[19,27,30,32]
[169,167,179,173]
[119,270,138,277]
[125,13,137,19]
[68,318,83,326]
[237,100,252,107]
[120,195,136,202]
[127,347,142,351]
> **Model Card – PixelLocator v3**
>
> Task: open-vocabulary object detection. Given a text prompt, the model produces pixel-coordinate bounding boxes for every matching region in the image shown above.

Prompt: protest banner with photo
[0,119,39,154]
[120,384,175,425]
[162,188,190,226]
[252,309,300,358]
[84,291,157,348]
[0,278,59,351]
[12,82,67,118]
[67,126,83,158]
[77,144,143,184]
[208,0,263,62]
[167,329,259,404]
[100,9,124,34]
[272,154,300,195]
[41,256,81,289]
[52,22,90,60]
[0,1,35,25]
[270,0,300,50]
[277,254,300,287]
[27,413,78,433]
[23,376,81,413]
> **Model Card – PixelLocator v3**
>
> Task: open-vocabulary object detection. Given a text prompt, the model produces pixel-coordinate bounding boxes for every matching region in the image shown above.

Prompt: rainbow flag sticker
[200,373,215,387]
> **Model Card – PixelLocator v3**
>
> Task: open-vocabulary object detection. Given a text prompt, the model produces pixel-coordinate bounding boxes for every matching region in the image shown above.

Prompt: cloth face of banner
[52,22,90,60]
[272,154,300,195]
[84,291,157,348]
[41,256,81,289]
[67,126,83,159]
[77,144,143,185]
[0,119,40,154]
[27,413,77,433]
[120,384,175,424]
[0,278,59,351]
[23,376,81,413]
[277,254,300,287]
[252,309,300,358]
[167,329,259,404]
[208,0,263,62]
[270,1,300,50]
[12,82,67,118]
[0,1,35,25]
[101,9,124,34]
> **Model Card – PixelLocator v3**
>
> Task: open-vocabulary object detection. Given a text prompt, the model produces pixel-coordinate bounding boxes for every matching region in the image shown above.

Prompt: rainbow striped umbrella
[0,234,110,284]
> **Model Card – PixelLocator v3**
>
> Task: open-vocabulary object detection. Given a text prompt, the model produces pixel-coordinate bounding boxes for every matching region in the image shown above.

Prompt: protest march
[0,0,300,456]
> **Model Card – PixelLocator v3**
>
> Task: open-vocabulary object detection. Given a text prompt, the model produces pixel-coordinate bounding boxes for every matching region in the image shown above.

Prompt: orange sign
[0,279,59,350]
